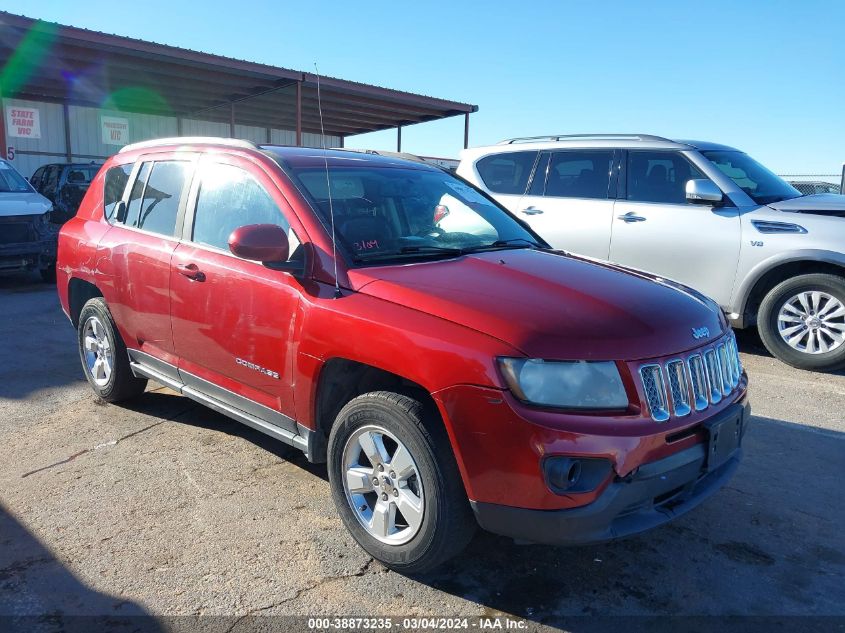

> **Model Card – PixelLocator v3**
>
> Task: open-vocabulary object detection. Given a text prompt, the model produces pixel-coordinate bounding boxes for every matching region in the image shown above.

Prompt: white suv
[458,134,845,371]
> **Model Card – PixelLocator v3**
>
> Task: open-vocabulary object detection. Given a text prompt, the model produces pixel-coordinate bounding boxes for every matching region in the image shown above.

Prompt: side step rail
[130,361,310,456]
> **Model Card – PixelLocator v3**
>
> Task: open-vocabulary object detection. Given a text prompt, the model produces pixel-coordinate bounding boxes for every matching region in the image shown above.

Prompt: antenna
[314,63,342,299]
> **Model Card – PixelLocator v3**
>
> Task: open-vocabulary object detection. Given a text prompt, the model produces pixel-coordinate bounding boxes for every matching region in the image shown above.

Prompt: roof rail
[497,134,674,145]
[118,137,258,153]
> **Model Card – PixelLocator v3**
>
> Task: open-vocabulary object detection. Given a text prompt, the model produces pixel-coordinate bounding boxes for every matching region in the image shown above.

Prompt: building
[0,12,477,178]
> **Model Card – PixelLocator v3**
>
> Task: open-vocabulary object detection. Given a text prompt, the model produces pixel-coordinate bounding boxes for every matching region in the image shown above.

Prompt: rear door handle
[520,207,544,215]
[176,263,205,281]
[617,212,647,223]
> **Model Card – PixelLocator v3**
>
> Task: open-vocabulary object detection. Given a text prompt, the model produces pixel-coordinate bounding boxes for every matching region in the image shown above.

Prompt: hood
[347,250,725,360]
[768,193,845,217]
[0,192,52,218]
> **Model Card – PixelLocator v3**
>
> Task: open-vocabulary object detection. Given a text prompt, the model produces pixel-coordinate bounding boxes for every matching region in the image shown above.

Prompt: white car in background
[458,134,845,372]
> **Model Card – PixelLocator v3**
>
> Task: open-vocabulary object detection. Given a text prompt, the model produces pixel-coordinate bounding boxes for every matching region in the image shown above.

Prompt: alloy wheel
[777,290,845,355]
[82,315,114,386]
[341,425,425,545]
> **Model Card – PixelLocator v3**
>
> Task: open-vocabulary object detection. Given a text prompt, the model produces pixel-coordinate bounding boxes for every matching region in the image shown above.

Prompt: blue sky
[15,0,845,174]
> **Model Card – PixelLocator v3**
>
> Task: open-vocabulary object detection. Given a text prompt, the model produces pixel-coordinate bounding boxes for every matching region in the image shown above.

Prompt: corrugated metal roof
[0,11,477,137]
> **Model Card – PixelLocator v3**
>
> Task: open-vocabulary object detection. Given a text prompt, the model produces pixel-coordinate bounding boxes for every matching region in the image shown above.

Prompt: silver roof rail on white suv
[497,133,674,145]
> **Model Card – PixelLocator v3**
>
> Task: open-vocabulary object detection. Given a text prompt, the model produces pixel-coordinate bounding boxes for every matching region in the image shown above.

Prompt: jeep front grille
[639,334,743,422]
[665,360,691,417]
[639,364,669,422]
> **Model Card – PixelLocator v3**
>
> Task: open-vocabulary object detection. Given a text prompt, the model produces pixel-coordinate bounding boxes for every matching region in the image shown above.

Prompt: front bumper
[0,239,57,272]
[471,402,749,545]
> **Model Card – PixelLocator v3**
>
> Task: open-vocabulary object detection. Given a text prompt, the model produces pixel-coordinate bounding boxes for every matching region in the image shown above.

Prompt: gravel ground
[1,275,843,633]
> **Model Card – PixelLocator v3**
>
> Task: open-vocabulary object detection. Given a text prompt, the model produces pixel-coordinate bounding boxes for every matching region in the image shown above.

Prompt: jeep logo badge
[692,326,710,340]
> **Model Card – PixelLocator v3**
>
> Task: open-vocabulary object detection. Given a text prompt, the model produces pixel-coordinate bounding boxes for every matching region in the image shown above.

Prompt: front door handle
[521,206,544,215]
[617,212,647,223]
[176,263,205,282]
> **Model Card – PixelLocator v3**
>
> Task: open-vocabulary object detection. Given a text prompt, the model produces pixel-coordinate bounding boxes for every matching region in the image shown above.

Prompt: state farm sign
[5,106,41,139]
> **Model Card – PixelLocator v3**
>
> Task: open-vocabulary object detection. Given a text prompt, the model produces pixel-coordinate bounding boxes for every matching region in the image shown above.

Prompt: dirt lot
[1,275,843,632]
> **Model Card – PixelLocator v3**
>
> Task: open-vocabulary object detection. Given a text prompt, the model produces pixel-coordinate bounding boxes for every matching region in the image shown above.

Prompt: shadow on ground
[119,387,845,626]
[416,414,844,626]
[735,327,845,377]
[0,503,163,633]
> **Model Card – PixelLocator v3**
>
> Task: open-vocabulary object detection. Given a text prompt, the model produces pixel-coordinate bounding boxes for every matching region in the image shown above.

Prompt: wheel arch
[67,277,103,328]
[310,357,445,464]
[737,252,845,327]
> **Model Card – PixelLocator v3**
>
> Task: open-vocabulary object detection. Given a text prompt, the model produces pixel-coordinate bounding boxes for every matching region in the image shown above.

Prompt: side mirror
[686,179,724,205]
[229,223,290,263]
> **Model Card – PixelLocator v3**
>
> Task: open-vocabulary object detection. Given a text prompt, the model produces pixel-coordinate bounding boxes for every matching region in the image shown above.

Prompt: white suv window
[475,151,538,194]
[544,150,614,199]
[626,151,704,204]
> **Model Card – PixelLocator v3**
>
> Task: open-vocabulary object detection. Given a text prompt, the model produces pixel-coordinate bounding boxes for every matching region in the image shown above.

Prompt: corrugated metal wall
[3,97,341,178]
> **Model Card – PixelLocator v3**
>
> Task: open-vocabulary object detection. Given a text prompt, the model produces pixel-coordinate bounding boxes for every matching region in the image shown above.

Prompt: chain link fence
[778,173,842,195]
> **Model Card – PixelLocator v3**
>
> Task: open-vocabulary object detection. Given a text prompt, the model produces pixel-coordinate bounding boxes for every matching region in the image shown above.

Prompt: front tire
[77,298,148,402]
[758,273,845,372]
[327,391,475,574]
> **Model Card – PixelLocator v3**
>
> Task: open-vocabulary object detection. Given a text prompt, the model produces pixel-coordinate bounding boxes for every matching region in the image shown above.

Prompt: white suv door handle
[617,212,647,223]
[521,206,544,215]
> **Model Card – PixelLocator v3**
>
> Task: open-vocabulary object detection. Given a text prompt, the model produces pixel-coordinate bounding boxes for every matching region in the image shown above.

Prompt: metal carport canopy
[0,11,477,146]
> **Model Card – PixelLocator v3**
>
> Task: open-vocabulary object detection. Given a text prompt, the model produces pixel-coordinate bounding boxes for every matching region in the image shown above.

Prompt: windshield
[701,150,800,205]
[0,161,33,193]
[285,164,544,263]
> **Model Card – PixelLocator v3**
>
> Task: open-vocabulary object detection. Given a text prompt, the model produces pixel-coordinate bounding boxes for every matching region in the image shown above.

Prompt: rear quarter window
[104,164,133,220]
[475,151,538,195]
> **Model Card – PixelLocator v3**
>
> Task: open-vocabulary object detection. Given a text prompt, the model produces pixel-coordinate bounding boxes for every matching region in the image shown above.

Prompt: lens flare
[101,87,171,115]
[0,21,58,96]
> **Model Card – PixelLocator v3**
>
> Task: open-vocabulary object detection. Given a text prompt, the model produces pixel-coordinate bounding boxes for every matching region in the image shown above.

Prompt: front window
[702,150,800,205]
[191,162,298,254]
[0,161,33,193]
[285,164,544,264]
[627,150,706,204]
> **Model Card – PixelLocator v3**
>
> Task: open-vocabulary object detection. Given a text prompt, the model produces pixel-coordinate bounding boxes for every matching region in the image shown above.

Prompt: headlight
[497,358,628,409]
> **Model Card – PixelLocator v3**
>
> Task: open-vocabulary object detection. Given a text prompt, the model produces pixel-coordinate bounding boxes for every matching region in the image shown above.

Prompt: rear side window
[192,162,292,252]
[30,166,46,189]
[544,150,614,199]
[476,151,538,194]
[627,151,705,204]
[104,164,132,220]
[66,167,96,185]
[42,166,59,197]
[123,161,189,236]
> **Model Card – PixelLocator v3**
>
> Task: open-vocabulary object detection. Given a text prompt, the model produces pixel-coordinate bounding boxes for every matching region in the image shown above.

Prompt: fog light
[543,457,612,495]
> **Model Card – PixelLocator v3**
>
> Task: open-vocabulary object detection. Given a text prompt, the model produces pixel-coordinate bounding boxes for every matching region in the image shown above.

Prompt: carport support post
[229,102,235,138]
[63,104,72,162]
[0,87,6,160]
[295,80,302,147]
[397,125,402,152]
[464,113,470,149]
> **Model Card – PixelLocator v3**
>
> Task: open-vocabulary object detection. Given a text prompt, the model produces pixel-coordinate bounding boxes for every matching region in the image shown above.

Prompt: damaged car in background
[0,158,58,281]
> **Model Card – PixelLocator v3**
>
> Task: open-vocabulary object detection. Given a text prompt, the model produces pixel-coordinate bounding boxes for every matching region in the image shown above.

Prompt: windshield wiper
[462,238,545,252]
[353,245,466,263]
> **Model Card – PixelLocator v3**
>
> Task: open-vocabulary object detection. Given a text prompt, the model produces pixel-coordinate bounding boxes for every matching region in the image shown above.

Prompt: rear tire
[77,298,147,402]
[327,391,476,574]
[758,273,845,372]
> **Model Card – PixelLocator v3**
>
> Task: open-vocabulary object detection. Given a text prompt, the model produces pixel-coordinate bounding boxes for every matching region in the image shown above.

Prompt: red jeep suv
[57,138,749,572]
